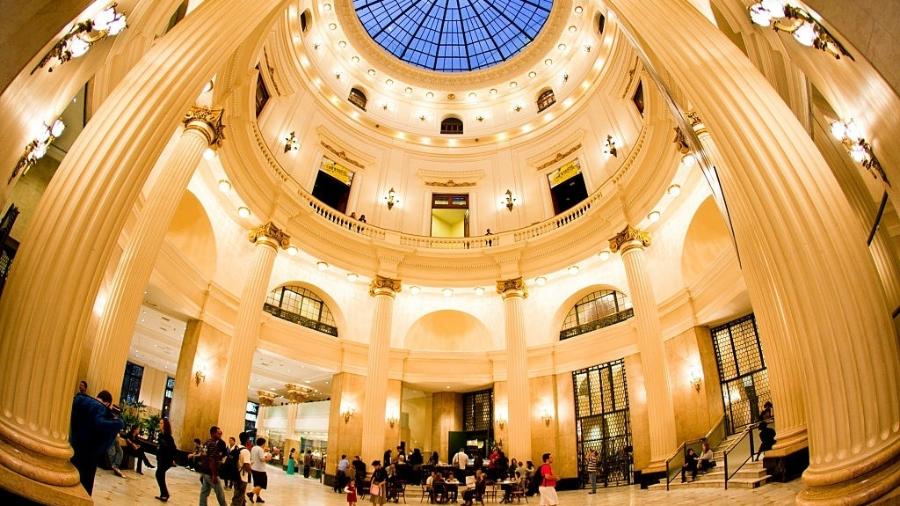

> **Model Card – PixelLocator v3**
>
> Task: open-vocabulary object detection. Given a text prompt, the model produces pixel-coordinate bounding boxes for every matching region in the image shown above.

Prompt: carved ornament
[369,275,401,296]
[496,277,528,298]
[609,226,650,253]
[425,180,477,188]
[673,127,691,154]
[321,141,365,169]
[536,143,582,171]
[257,391,277,406]
[248,221,291,249]
[183,106,225,146]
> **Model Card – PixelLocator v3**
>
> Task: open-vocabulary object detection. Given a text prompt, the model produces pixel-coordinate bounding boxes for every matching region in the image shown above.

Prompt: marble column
[217,222,288,438]
[360,276,400,463]
[0,1,283,502]
[497,278,532,463]
[87,106,224,401]
[609,228,677,468]
[606,1,899,503]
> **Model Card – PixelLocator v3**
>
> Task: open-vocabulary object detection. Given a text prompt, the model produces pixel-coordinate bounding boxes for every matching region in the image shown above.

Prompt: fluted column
[690,117,809,455]
[607,1,899,503]
[497,278,532,462]
[217,223,288,438]
[87,106,224,401]
[0,1,282,502]
[360,276,400,463]
[609,228,677,467]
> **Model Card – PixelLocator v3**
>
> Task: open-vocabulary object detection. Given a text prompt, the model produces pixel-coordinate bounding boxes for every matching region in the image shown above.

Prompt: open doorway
[431,193,469,237]
[548,160,588,214]
[311,157,354,213]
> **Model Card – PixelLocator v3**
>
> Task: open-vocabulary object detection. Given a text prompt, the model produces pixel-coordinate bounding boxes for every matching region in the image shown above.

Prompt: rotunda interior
[0,0,898,504]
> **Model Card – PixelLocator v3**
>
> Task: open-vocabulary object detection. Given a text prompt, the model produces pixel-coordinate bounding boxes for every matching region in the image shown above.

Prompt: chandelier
[748,1,852,60]
[33,4,128,73]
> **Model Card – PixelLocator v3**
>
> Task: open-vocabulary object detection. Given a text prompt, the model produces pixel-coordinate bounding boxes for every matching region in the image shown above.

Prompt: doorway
[710,314,771,434]
[548,160,588,214]
[431,193,469,237]
[311,157,354,213]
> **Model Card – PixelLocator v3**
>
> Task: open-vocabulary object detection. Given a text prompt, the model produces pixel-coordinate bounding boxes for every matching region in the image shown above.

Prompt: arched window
[300,9,311,32]
[348,87,367,111]
[264,285,338,336]
[597,13,606,34]
[537,88,556,112]
[440,116,464,134]
[560,289,633,340]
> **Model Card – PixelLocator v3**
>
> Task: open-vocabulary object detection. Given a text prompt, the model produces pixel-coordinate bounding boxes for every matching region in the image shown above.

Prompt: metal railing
[663,415,726,490]
[722,423,758,490]
[559,308,635,340]
[263,303,339,336]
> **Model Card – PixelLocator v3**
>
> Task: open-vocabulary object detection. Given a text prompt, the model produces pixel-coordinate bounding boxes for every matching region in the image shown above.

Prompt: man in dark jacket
[69,390,124,495]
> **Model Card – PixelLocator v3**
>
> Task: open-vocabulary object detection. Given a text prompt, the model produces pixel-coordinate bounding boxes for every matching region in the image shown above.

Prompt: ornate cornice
[535,143,582,171]
[425,180,477,188]
[496,277,528,299]
[248,221,290,249]
[321,141,365,170]
[183,106,225,147]
[609,225,650,253]
[369,275,401,297]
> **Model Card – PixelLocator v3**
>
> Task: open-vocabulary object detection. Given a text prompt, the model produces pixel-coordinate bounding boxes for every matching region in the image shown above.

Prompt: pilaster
[497,277,532,464]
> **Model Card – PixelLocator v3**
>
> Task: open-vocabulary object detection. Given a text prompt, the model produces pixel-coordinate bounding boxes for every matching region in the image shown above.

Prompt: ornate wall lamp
[9,119,66,184]
[748,1,852,60]
[387,415,399,428]
[541,408,553,427]
[384,187,400,210]
[501,189,518,211]
[283,131,300,153]
[830,119,888,184]
[688,365,703,393]
[193,362,208,386]
[33,4,128,73]
[342,408,356,423]
[602,134,618,157]
[496,417,507,430]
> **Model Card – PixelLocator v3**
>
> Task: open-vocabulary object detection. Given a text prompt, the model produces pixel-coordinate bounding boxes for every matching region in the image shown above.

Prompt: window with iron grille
[120,361,144,406]
[264,285,338,336]
[463,389,493,432]
[710,314,771,434]
[573,358,632,486]
[440,117,464,135]
[537,89,556,112]
[560,290,634,340]
[161,377,175,419]
[245,401,259,431]
[348,87,367,111]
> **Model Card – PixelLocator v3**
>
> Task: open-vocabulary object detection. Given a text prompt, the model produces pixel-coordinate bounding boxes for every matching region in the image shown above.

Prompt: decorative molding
[496,277,528,298]
[417,168,485,186]
[369,275,402,296]
[424,180,477,188]
[183,106,225,147]
[672,127,691,154]
[321,141,365,170]
[608,225,650,253]
[535,143,582,171]
[248,221,291,249]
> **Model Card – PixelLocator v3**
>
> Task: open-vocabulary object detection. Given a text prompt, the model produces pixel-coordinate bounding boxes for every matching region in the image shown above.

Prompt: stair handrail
[663,415,727,491]
[664,440,688,491]
[722,423,758,490]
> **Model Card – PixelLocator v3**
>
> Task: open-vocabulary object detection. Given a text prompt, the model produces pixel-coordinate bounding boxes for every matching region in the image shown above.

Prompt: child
[345,479,358,505]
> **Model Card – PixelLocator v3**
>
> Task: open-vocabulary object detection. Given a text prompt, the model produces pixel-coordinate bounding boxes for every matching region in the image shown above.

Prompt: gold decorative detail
[284,383,315,403]
[321,142,365,169]
[369,275,401,296]
[257,391,277,406]
[248,221,290,249]
[686,111,703,128]
[609,225,650,253]
[183,106,225,146]
[536,143,582,171]
[425,180,477,188]
[496,277,527,298]
[673,127,691,154]
[447,93,456,100]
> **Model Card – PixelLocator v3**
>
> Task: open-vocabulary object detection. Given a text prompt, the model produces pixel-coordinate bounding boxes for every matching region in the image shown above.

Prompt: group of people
[187,426,273,506]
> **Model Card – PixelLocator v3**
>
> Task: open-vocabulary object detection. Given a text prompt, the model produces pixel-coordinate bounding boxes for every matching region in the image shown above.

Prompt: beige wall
[665,326,723,443]
[138,364,169,412]
[624,353,652,471]
[401,387,433,454]
[384,379,402,455]
[4,156,57,242]
[325,372,365,475]
[431,391,462,462]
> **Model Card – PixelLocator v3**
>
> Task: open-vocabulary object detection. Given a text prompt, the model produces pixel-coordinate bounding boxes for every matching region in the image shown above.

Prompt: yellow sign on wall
[320,157,355,186]
[547,159,582,188]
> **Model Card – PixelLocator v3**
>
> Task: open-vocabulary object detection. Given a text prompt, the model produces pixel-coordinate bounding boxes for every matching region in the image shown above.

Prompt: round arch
[404,309,496,351]
[550,283,631,341]
[265,280,347,338]
[680,196,737,288]
[163,189,217,280]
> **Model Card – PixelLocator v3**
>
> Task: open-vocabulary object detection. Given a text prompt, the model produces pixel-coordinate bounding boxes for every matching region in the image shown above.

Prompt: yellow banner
[547,159,582,188]
[320,157,354,186]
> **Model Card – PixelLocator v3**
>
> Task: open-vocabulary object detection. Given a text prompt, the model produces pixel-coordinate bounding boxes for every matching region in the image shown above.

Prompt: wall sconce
[384,187,399,210]
[497,417,507,430]
[541,408,553,427]
[830,119,889,184]
[9,119,66,184]
[33,4,128,73]
[603,135,618,157]
[193,363,208,386]
[283,131,300,153]
[501,189,518,211]
[342,407,356,423]
[387,416,399,428]
[688,365,703,393]
[748,1,852,60]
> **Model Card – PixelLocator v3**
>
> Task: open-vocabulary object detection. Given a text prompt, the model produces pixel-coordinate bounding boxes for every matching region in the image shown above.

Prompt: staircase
[648,432,772,490]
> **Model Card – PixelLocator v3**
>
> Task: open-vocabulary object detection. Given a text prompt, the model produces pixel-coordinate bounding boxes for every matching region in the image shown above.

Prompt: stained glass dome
[354,0,553,72]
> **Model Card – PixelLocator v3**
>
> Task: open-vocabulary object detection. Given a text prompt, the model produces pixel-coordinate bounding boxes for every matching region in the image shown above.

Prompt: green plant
[120,400,146,432]
[143,413,162,441]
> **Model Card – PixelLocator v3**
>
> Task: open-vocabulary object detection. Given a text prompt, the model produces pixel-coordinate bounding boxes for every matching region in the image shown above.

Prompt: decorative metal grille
[264,285,338,336]
[560,290,634,340]
[573,358,632,487]
[463,389,493,432]
[348,88,367,111]
[711,314,771,434]
[161,376,175,419]
[120,361,144,406]
[537,89,556,112]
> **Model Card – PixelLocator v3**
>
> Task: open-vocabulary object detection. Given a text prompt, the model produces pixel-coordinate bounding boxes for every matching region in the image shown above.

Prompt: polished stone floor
[92,457,803,505]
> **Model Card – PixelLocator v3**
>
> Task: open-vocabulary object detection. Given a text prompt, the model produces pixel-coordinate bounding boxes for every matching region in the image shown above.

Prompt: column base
[0,463,90,506]
[635,462,668,489]
[762,446,808,483]
[797,448,900,506]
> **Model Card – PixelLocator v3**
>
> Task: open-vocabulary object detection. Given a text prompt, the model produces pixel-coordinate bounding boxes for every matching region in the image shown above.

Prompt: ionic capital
[609,225,650,254]
[686,111,707,135]
[369,275,401,297]
[183,106,225,147]
[496,277,527,299]
[248,221,290,249]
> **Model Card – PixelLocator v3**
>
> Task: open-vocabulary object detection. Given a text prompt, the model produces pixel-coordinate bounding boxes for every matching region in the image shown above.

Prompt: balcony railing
[263,303,338,336]
[559,308,635,340]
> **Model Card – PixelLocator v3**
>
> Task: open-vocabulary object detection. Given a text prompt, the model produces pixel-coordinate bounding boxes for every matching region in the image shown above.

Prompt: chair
[510,482,527,503]
[394,481,407,503]
[483,483,499,502]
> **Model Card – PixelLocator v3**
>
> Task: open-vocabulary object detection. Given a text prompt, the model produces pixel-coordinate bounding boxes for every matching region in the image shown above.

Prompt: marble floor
[92,458,803,505]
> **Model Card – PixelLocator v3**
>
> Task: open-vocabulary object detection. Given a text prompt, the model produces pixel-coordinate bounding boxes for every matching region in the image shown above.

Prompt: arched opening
[404,310,494,351]
[440,116,464,135]
[537,88,556,112]
[597,12,606,34]
[348,87,367,110]
[163,190,217,280]
[300,9,311,32]
[681,196,738,287]
[559,289,633,340]
[264,284,339,336]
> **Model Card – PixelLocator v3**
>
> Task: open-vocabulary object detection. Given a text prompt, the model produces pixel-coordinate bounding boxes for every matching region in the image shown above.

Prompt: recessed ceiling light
[598,250,611,261]
[386,79,394,86]
[535,276,547,286]
[287,246,299,256]
[557,44,567,51]
[667,184,681,197]
[442,288,453,297]
[238,207,251,218]
[567,265,580,276]
[368,68,376,76]
[568,25,577,32]
[528,71,537,78]
[351,56,360,63]
[328,23,337,30]
[346,273,359,282]
[544,58,553,66]
[509,81,518,88]
[425,91,434,98]
[317,261,329,271]
[338,40,347,48]
[410,286,421,295]
[574,5,584,15]
[648,210,661,223]
[474,287,485,296]
[218,180,231,193]
[405,87,413,95]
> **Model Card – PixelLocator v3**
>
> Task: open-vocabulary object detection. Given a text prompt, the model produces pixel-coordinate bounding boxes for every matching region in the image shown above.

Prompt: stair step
[648,475,771,491]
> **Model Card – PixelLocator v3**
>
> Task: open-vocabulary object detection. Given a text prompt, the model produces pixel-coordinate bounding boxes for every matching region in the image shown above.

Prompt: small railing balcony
[263,303,338,336]
[559,308,635,340]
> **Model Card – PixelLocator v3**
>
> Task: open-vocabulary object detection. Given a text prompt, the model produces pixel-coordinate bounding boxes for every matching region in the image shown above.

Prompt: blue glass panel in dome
[354,0,553,72]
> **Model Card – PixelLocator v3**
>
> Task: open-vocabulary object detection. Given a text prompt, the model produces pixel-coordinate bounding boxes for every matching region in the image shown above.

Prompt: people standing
[154,418,176,502]
[126,425,155,474]
[452,448,469,482]
[224,437,238,490]
[537,453,559,506]
[78,380,89,395]
[369,460,387,505]
[231,433,253,506]
[585,449,599,494]
[345,479,358,506]
[335,454,350,492]
[756,421,777,460]
[69,389,124,495]
[303,449,313,478]
[759,401,774,421]
[287,448,297,475]
[248,437,271,504]
[352,455,367,491]
[198,425,228,506]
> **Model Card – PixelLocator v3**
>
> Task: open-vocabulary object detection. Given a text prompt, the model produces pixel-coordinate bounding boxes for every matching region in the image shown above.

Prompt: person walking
[248,437,272,503]
[303,449,313,478]
[69,389,124,495]
[231,433,252,506]
[452,447,469,482]
[585,449,599,494]
[198,425,228,506]
[154,418,176,502]
[369,460,387,505]
[352,455,367,491]
[335,454,350,492]
[537,453,559,506]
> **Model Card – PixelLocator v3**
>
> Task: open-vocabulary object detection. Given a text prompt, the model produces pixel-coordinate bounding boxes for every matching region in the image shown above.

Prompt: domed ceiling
[354,0,553,72]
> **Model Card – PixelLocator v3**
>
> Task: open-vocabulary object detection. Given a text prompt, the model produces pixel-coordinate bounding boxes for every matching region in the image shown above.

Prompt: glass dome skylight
[354,0,553,72]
